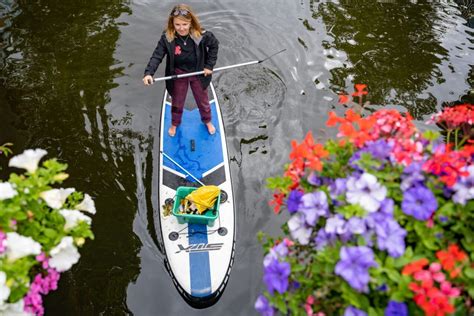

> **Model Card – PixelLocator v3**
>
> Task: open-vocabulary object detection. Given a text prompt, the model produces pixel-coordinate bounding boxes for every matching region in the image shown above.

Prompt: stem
[458,135,469,148]
[454,128,459,149]
[446,129,452,146]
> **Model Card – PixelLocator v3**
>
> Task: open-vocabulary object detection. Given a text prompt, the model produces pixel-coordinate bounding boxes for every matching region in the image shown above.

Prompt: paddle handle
[153,60,259,82]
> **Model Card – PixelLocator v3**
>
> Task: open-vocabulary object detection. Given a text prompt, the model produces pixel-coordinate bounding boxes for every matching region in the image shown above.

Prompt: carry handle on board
[153,49,286,82]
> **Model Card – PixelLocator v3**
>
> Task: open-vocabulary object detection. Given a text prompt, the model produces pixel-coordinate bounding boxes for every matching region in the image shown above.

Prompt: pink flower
[0,231,6,253]
[440,281,460,297]
[304,295,315,316]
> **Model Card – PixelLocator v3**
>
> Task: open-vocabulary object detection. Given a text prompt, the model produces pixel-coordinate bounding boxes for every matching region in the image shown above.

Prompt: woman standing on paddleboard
[143,4,219,137]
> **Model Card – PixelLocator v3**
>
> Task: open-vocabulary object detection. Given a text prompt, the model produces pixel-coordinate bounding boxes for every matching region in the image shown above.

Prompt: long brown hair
[166,4,202,41]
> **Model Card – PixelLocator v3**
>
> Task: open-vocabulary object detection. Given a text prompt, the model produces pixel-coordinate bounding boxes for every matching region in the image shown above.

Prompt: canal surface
[0,0,472,315]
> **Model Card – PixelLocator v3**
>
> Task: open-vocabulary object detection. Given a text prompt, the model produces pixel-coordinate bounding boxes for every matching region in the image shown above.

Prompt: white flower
[75,194,96,214]
[40,188,75,209]
[346,173,387,213]
[0,183,17,201]
[287,213,312,245]
[5,232,41,261]
[0,271,10,307]
[325,215,347,235]
[59,210,91,231]
[8,149,47,173]
[0,299,33,315]
[49,237,80,272]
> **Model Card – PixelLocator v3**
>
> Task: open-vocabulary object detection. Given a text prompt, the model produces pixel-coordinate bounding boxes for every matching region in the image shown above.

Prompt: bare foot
[206,122,216,135]
[168,125,177,137]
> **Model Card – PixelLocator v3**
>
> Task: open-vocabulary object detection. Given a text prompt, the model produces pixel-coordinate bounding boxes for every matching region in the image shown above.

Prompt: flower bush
[0,148,95,315]
[256,93,474,316]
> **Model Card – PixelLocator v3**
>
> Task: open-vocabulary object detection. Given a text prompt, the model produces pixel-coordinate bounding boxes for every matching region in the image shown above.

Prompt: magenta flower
[0,231,6,253]
[335,246,377,292]
[402,185,437,220]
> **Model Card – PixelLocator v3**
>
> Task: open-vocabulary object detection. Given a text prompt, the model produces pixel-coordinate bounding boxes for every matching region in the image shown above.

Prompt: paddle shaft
[152,49,286,82]
[153,60,259,82]
[160,150,205,186]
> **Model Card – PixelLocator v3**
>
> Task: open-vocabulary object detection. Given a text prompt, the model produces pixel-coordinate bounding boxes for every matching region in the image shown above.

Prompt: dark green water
[0,0,472,315]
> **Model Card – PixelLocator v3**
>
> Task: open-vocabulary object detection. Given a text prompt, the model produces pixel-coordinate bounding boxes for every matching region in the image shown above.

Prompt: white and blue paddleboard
[158,82,235,308]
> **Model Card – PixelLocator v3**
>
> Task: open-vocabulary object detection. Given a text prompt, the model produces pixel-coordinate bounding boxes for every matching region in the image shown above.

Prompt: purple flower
[263,258,291,294]
[344,306,368,316]
[346,173,387,213]
[362,230,374,247]
[325,214,347,235]
[314,228,337,250]
[377,284,388,292]
[384,301,408,316]
[299,191,329,226]
[363,139,392,161]
[452,165,474,205]
[314,229,336,250]
[401,162,425,191]
[349,140,392,171]
[308,172,324,186]
[379,199,394,217]
[329,178,348,198]
[439,215,448,223]
[402,185,438,221]
[346,217,366,235]
[263,242,289,268]
[255,295,275,316]
[287,190,303,214]
[335,246,377,292]
[375,219,407,258]
[288,213,312,245]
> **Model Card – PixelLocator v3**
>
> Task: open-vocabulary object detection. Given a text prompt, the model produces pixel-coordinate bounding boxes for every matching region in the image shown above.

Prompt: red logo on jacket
[175,45,182,55]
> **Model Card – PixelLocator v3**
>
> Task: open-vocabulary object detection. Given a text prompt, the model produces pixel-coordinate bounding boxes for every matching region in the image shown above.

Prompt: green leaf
[386,269,401,283]
[468,286,474,299]
[266,176,292,191]
[464,268,474,280]
[341,281,370,310]
[43,228,58,239]
[422,130,440,141]
[368,307,383,316]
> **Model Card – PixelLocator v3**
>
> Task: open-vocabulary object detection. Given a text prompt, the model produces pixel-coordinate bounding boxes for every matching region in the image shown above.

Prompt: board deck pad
[162,100,223,185]
[159,83,235,308]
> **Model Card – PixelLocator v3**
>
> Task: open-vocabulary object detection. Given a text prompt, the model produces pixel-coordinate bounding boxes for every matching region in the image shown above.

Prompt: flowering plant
[256,93,474,316]
[0,148,95,315]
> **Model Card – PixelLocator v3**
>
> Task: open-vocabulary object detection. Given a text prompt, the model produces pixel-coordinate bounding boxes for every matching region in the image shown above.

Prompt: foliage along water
[0,0,472,315]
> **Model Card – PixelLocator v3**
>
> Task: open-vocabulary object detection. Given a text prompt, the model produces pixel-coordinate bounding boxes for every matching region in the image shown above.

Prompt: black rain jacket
[144,31,219,94]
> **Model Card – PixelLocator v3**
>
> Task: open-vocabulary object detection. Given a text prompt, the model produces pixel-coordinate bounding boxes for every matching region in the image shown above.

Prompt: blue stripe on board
[163,101,223,182]
[188,223,212,297]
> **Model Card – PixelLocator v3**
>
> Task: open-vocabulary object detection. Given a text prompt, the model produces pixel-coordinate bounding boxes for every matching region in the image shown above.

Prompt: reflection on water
[315,1,465,118]
[0,0,473,315]
[0,0,144,315]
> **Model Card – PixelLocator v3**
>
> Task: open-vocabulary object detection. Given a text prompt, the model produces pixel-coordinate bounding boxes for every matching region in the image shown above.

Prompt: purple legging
[171,68,211,126]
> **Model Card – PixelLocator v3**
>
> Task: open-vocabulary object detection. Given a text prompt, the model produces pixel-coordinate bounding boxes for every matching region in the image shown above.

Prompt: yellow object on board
[185,185,220,214]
